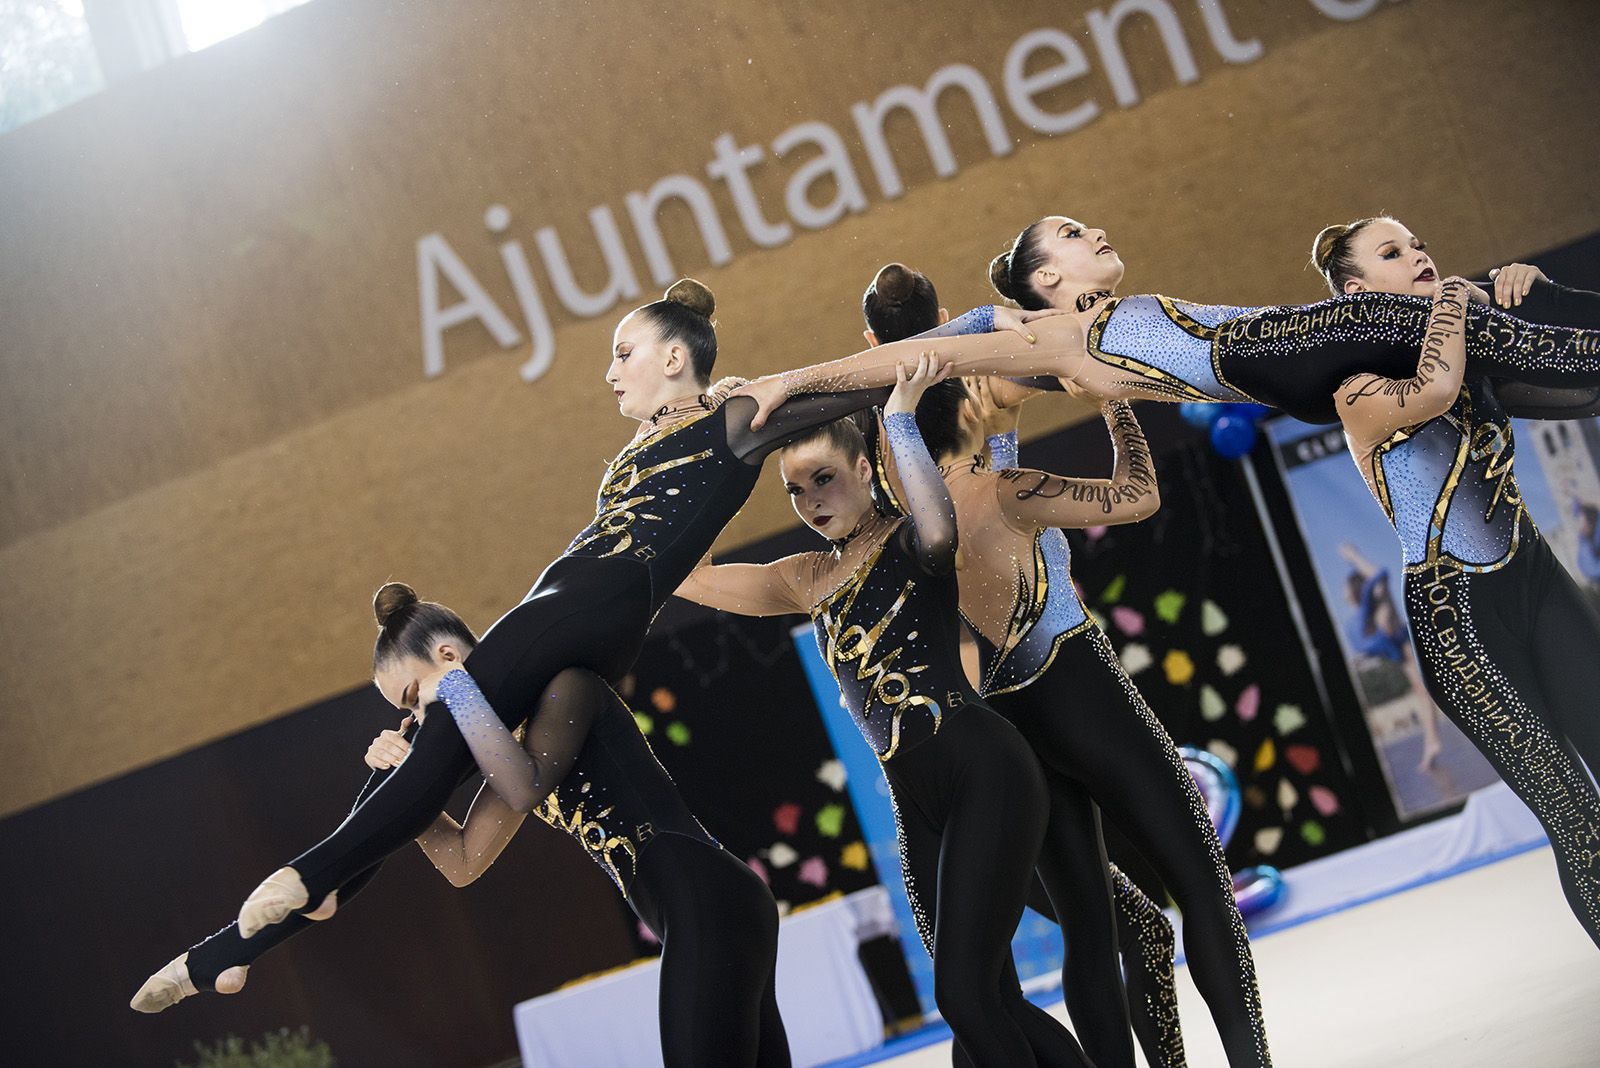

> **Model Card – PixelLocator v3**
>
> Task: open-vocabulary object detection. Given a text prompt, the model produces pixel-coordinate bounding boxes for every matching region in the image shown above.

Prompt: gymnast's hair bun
[1311,224,1350,275]
[665,278,715,319]
[872,263,918,304]
[373,582,419,628]
[989,249,1019,303]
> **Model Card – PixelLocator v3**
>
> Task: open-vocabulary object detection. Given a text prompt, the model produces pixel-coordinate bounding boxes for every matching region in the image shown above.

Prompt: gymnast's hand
[365,716,413,769]
[992,305,1066,344]
[966,375,1020,439]
[1488,263,1548,309]
[885,351,951,416]
[708,375,749,406]
[731,374,789,430]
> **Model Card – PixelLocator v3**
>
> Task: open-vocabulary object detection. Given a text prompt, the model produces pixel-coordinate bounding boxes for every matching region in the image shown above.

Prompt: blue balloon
[1233,403,1273,422]
[1210,414,1257,459]
[1232,866,1286,917]
[1178,402,1216,428]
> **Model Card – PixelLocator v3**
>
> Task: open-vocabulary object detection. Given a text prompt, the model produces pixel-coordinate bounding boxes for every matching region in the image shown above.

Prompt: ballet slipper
[130,953,198,1013]
[303,890,338,922]
[238,867,309,937]
[214,965,249,995]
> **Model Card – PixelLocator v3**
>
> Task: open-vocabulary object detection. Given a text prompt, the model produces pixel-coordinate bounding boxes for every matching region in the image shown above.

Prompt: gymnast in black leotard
[673,354,1091,1067]
[1311,219,1600,950]
[864,263,1267,1068]
[130,279,905,1065]
[732,217,1600,430]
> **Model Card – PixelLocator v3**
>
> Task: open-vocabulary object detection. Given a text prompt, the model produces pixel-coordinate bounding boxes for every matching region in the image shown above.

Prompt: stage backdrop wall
[0,590,879,1065]
[4,0,1600,816]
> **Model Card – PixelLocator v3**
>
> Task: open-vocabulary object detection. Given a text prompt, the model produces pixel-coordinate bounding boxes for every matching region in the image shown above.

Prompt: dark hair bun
[1311,224,1349,274]
[665,278,715,319]
[872,263,918,304]
[988,250,1018,302]
[373,582,419,627]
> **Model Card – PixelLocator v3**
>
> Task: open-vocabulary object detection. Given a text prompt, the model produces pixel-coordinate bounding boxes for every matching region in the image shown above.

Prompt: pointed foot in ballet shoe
[304,890,338,922]
[214,965,249,995]
[238,866,310,938]
[131,953,198,1013]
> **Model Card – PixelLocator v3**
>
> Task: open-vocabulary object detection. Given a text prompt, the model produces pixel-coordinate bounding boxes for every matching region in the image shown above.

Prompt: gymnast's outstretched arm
[734,314,1087,430]
[994,400,1160,531]
[1486,276,1600,419]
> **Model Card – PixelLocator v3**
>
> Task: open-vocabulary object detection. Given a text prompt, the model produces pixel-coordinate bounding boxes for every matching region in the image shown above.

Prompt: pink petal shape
[1310,785,1341,817]
[746,857,770,884]
[1111,605,1146,636]
[1235,684,1260,722]
[797,856,829,888]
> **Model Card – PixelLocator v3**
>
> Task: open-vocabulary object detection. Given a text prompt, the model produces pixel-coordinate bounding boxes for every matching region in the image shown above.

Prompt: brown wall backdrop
[3,0,1599,817]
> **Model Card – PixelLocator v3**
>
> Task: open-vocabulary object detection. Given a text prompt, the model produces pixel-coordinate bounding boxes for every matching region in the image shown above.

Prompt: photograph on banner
[1265,419,1497,822]
[1517,418,1600,609]
[1267,412,1600,822]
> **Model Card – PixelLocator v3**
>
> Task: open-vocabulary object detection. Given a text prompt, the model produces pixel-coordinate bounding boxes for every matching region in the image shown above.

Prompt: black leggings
[1018,781,1184,1068]
[888,705,1091,1068]
[990,628,1269,1068]
[1405,534,1600,947]
[629,834,789,1068]
[287,556,652,903]
[185,770,391,989]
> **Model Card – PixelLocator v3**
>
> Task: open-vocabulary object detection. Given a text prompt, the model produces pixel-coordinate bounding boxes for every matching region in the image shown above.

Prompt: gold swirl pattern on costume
[1375,386,1529,576]
[976,531,1094,697]
[568,410,717,558]
[814,535,942,761]
[537,790,652,891]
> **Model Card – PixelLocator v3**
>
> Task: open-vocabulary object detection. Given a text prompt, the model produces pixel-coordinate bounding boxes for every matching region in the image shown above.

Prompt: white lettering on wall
[773,121,870,231]
[1087,0,1200,109]
[850,63,1013,199]
[534,206,640,317]
[416,232,521,378]
[625,173,735,286]
[416,0,1393,379]
[706,133,794,249]
[1003,28,1101,135]
[1196,0,1262,63]
[1307,0,1386,22]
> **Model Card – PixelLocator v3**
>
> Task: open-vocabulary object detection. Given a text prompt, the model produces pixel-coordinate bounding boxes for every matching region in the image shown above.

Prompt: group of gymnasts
[131,209,1600,1068]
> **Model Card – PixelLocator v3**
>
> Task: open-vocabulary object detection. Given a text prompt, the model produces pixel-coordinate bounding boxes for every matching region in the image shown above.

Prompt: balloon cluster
[1180,745,1286,917]
[1178,402,1273,460]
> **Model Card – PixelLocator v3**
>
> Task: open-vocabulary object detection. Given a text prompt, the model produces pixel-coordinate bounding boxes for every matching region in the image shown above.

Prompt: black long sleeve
[724,387,893,464]
[1489,279,1600,420]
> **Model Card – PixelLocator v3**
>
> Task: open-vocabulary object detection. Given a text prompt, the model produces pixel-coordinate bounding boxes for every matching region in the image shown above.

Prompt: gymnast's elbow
[1106,483,1161,526]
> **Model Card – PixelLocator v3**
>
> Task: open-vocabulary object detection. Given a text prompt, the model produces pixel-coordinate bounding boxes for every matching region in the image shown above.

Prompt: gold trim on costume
[1088,295,1255,404]
[1382,388,1531,576]
[811,529,943,762]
